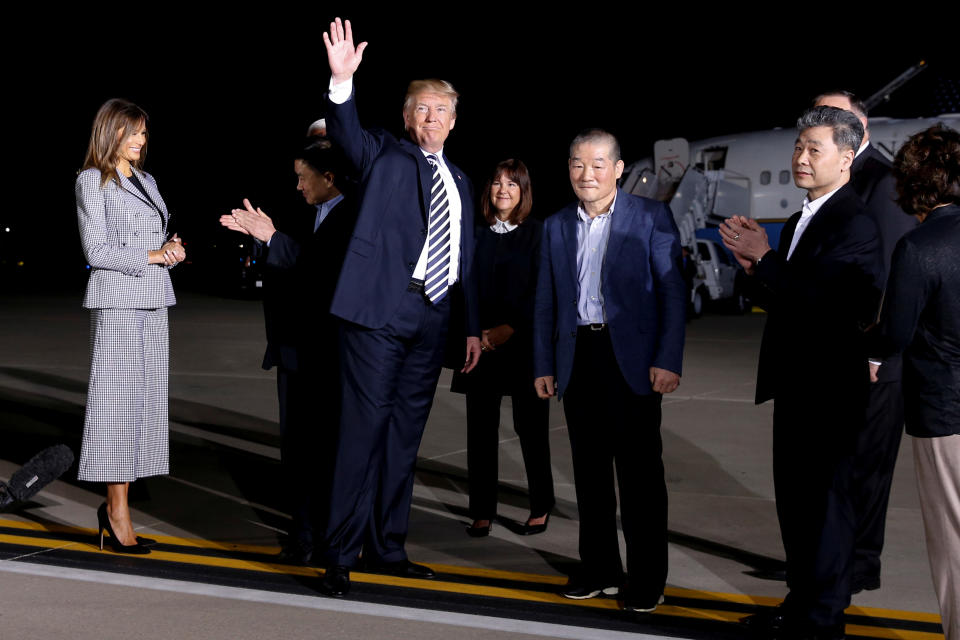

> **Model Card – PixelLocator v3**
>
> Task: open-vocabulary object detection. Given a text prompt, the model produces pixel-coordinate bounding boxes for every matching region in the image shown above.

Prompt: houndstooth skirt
[78,308,170,482]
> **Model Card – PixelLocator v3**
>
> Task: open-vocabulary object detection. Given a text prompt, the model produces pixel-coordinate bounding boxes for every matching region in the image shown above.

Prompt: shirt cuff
[328,77,353,104]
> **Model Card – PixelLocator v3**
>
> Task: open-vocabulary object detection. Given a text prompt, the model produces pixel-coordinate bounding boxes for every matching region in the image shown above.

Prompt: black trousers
[277,358,340,549]
[323,287,449,567]
[851,377,904,582]
[465,386,553,520]
[562,326,667,601]
[773,393,860,629]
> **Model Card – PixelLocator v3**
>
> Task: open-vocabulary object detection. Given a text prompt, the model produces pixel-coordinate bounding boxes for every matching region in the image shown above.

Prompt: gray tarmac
[0,291,940,639]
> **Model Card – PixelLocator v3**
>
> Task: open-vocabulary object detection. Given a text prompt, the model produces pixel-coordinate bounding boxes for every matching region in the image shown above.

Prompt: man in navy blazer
[533,129,686,613]
[318,19,481,597]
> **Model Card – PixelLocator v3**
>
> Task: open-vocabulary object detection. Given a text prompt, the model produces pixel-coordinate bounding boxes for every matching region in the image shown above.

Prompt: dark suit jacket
[325,91,479,337]
[850,143,917,382]
[870,204,960,437]
[261,196,357,372]
[747,184,884,411]
[452,218,543,395]
[533,189,686,397]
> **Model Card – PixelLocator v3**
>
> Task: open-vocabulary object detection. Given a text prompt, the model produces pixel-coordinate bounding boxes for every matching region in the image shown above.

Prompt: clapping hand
[220,199,277,244]
[323,18,368,85]
[720,215,771,274]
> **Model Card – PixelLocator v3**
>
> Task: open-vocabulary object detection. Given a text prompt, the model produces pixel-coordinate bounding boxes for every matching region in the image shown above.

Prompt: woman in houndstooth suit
[76,98,185,554]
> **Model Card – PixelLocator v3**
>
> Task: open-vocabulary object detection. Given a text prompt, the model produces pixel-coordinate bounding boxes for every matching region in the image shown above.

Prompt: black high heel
[519,512,550,536]
[97,503,150,554]
[466,520,492,537]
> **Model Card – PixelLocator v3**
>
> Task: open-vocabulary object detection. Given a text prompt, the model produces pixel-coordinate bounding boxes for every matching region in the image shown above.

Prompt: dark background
[2,12,956,293]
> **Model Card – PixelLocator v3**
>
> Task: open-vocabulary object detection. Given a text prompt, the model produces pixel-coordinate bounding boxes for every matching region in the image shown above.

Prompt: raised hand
[323,17,368,84]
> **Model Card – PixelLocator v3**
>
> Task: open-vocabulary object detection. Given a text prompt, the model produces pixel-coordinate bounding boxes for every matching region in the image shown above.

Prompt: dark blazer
[851,144,917,276]
[747,184,884,407]
[871,204,960,437]
[325,91,479,337]
[533,189,686,397]
[452,218,543,394]
[261,196,357,371]
[850,143,917,383]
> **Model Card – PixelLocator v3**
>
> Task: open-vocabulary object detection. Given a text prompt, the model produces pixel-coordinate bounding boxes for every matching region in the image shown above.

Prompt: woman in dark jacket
[454,159,554,537]
[870,125,960,639]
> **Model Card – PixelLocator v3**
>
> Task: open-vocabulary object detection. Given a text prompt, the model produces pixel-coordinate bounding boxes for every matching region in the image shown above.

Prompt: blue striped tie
[424,154,450,303]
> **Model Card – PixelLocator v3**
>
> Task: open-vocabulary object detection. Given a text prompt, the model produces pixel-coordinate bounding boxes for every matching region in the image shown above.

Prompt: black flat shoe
[466,520,491,537]
[97,503,149,555]
[519,513,550,536]
[320,565,351,597]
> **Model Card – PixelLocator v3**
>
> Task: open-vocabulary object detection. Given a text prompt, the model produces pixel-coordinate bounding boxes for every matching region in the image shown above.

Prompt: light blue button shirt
[576,197,616,325]
[314,193,345,232]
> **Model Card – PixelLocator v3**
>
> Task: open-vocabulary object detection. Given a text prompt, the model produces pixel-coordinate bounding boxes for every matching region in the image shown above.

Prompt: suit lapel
[399,140,431,224]
[559,205,579,286]
[788,185,854,261]
[602,190,630,285]
[119,170,167,222]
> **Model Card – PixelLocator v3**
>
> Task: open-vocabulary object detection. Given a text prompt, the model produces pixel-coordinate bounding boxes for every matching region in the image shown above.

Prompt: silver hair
[569,128,621,162]
[796,106,864,152]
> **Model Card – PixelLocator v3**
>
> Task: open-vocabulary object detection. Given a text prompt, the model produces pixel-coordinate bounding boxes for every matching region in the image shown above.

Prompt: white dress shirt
[787,185,842,260]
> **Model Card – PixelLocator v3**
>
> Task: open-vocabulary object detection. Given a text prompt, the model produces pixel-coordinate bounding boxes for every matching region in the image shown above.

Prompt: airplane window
[779,170,790,184]
[760,171,771,185]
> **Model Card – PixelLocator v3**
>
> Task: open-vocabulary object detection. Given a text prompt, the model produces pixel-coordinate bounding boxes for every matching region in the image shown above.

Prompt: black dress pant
[562,326,667,601]
[278,354,341,549]
[773,391,860,629]
[851,377,904,583]
[323,287,449,567]
[466,386,553,520]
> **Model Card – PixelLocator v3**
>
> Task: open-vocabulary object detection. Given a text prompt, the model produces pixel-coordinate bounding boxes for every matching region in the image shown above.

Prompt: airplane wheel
[691,288,704,318]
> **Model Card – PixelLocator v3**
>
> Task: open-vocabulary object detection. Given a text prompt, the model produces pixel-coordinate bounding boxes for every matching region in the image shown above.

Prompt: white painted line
[162,475,290,519]
[0,561,693,640]
[168,422,281,459]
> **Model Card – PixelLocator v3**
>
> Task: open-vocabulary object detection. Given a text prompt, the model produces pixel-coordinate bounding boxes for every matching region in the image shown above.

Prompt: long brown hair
[81,98,150,188]
[481,159,533,225]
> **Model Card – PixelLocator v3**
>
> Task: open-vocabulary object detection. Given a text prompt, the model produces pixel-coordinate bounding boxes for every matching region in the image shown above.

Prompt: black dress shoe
[519,513,550,536]
[741,605,789,632]
[319,566,351,597]
[277,544,313,566]
[367,559,436,579]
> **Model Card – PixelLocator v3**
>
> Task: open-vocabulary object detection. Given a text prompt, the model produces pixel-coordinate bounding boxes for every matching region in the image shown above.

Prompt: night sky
[3,12,955,291]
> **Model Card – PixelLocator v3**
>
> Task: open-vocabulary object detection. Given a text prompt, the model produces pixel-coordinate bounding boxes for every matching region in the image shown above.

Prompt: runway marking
[0,520,944,638]
[168,423,281,459]
[0,561,674,640]
[162,475,288,516]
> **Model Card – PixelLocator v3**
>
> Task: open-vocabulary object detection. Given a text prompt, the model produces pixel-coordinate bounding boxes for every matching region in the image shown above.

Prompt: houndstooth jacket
[77,167,176,310]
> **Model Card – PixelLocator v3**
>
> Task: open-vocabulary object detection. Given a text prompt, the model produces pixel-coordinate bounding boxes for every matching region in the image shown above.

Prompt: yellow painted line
[0,526,943,632]
[428,563,568,585]
[845,625,944,640]
[848,607,944,625]
[0,518,279,555]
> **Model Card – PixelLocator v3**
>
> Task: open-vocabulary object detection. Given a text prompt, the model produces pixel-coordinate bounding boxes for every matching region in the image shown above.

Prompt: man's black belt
[578,323,607,332]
